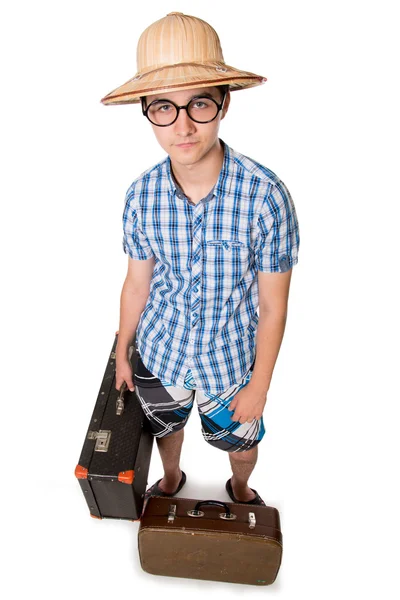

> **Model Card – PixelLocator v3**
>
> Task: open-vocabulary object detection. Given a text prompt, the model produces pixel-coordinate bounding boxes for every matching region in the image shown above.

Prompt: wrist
[248,377,269,395]
[116,341,131,361]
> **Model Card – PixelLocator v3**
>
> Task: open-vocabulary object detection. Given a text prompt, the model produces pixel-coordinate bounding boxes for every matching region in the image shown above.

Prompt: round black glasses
[142,92,227,127]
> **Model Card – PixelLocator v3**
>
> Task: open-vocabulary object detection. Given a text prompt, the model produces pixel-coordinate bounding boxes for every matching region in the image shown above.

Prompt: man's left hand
[229,383,267,424]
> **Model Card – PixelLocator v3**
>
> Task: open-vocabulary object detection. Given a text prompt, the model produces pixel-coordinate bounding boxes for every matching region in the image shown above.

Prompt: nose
[174,107,196,136]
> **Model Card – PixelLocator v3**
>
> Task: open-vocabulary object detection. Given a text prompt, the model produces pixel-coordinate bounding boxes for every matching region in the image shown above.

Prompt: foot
[157,468,183,494]
[230,476,257,502]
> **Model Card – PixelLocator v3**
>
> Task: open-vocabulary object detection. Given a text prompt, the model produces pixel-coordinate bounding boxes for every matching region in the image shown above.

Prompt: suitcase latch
[248,511,256,529]
[168,504,177,523]
[87,430,112,452]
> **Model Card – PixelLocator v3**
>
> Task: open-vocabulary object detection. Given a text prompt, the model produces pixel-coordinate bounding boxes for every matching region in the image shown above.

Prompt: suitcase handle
[193,500,232,514]
[116,382,127,416]
[186,500,237,521]
[186,500,258,527]
[115,343,135,416]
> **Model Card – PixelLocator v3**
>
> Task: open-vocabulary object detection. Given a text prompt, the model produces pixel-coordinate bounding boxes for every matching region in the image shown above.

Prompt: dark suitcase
[138,496,283,586]
[75,332,154,521]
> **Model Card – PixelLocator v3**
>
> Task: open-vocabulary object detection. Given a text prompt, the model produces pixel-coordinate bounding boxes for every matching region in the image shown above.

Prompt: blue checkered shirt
[122,140,300,393]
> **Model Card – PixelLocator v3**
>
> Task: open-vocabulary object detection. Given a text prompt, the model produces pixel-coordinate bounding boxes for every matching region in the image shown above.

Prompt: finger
[126,378,135,392]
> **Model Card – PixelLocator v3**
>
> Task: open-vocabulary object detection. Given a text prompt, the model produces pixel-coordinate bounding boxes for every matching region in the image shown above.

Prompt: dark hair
[219,84,230,94]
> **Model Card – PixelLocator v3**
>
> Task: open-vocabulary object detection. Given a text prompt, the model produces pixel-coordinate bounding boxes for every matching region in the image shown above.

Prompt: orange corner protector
[90,514,102,520]
[75,465,88,479]
[118,470,135,484]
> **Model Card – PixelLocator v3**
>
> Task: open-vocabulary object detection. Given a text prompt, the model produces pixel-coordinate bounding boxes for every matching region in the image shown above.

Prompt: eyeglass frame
[141,91,227,127]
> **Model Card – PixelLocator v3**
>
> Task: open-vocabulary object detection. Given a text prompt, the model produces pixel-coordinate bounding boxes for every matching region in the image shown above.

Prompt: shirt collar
[165,139,234,201]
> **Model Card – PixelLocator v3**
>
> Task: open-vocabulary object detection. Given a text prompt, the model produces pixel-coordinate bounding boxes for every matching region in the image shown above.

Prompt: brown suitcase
[138,496,283,586]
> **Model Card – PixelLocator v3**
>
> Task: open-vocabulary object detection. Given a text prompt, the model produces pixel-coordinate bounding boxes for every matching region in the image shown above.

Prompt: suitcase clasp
[87,429,112,452]
[248,511,256,529]
[167,504,177,523]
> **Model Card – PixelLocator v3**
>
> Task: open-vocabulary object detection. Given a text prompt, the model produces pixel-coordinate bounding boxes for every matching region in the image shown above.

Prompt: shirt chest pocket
[206,239,246,250]
[204,237,253,272]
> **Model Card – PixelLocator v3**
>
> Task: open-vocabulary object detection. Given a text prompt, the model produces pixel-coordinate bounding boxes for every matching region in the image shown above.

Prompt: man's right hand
[116,357,135,392]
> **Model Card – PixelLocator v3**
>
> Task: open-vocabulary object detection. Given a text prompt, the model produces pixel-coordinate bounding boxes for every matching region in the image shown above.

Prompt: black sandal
[225,477,266,506]
[143,470,187,507]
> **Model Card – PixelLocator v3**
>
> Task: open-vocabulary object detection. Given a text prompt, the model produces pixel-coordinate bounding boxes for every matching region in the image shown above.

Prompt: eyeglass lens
[147,97,219,126]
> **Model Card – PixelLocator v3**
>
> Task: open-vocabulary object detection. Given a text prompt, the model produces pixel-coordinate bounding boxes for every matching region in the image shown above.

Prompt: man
[101,13,300,507]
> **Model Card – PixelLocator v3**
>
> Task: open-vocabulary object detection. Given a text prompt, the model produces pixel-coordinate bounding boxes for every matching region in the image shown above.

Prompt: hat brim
[100,62,267,105]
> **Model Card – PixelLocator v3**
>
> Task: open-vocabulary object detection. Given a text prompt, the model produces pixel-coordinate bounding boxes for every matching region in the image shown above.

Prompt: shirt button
[193,287,198,292]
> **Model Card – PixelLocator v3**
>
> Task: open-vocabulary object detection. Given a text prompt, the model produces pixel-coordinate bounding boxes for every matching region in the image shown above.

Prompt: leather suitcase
[138,496,283,586]
[75,332,154,520]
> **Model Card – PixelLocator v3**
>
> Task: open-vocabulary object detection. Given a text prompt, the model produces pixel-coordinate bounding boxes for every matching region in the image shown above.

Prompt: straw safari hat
[101,12,267,105]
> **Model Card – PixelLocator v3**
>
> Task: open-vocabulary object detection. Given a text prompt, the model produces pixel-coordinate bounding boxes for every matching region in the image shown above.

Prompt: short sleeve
[122,192,154,260]
[255,179,300,273]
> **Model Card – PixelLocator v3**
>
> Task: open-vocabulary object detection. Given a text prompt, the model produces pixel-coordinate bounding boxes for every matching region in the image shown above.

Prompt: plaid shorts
[133,354,266,452]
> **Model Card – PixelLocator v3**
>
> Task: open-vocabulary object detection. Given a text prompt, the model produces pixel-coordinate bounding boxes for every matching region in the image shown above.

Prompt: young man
[101,13,300,507]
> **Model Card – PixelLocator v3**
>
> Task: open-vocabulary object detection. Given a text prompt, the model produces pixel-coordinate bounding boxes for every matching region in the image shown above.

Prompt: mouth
[175,142,198,149]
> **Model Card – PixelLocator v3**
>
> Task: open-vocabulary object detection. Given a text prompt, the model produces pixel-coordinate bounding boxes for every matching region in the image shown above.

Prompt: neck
[170,138,224,198]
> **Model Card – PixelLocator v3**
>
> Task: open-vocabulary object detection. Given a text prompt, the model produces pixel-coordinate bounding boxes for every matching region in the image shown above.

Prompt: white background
[1,0,399,598]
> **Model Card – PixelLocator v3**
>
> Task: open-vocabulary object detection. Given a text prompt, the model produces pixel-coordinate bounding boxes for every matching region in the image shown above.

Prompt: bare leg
[155,427,184,493]
[228,445,258,501]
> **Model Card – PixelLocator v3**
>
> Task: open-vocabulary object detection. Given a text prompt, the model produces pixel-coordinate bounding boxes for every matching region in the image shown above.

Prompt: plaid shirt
[122,139,300,393]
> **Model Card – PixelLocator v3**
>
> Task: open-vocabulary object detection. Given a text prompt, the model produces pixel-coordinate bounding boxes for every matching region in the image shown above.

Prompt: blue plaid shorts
[133,354,266,452]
